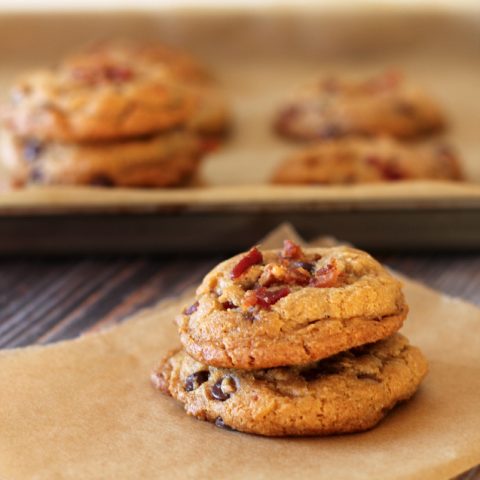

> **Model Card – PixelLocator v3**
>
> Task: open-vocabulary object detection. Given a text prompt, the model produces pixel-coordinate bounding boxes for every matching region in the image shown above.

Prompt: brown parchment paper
[1,224,480,480]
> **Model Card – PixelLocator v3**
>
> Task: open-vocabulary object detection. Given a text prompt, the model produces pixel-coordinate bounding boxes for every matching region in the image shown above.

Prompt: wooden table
[1,252,479,479]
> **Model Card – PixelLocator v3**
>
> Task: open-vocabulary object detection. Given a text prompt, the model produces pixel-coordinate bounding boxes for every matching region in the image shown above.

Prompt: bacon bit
[230,247,263,280]
[281,240,304,260]
[364,69,403,93]
[259,262,311,287]
[285,267,311,286]
[321,77,340,93]
[310,260,341,288]
[71,64,134,85]
[183,301,199,315]
[221,301,236,310]
[258,263,284,287]
[200,137,221,154]
[365,155,406,181]
[243,286,290,309]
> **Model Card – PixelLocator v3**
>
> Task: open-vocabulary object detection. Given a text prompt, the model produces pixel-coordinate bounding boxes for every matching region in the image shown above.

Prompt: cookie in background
[272,137,463,185]
[1,40,231,188]
[274,69,446,141]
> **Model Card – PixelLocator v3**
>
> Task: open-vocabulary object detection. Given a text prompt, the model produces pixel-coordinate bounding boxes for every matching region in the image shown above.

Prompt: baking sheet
[0,224,479,479]
[0,7,479,251]
[0,7,479,189]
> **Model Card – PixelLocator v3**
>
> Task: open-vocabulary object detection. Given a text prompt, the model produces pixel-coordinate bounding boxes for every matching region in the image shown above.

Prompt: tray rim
[0,182,480,215]
[0,6,479,217]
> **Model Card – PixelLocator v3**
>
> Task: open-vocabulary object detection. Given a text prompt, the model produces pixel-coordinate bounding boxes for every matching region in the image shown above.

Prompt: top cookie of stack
[155,240,427,437]
[1,41,230,187]
[177,240,407,369]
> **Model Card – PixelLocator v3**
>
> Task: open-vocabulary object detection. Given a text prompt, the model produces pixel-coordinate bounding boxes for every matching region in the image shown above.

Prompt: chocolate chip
[185,371,209,392]
[211,376,237,401]
[292,261,315,274]
[183,301,199,315]
[90,175,114,187]
[242,310,256,322]
[319,124,343,139]
[23,140,43,162]
[215,417,234,431]
[300,362,343,381]
[29,166,44,183]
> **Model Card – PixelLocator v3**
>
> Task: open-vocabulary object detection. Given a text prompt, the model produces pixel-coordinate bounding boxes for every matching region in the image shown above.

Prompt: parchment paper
[1,224,480,480]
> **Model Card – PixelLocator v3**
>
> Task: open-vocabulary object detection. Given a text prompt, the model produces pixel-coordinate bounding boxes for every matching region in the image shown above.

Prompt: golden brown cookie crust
[3,63,197,142]
[64,42,231,137]
[1,129,202,188]
[272,137,463,184]
[274,70,445,141]
[64,41,213,85]
[153,334,428,436]
[177,243,408,369]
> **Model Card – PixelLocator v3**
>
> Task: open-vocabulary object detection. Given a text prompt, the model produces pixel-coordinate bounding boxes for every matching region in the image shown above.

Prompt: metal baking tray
[0,5,479,253]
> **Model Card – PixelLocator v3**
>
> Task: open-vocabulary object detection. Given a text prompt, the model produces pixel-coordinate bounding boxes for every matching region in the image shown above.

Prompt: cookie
[64,41,212,84]
[1,128,202,188]
[176,241,407,370]
[275,69,445,141]
[3,58,197,142]
[65,41,230,138]
[153,333,428,436]
[272,137,463,184]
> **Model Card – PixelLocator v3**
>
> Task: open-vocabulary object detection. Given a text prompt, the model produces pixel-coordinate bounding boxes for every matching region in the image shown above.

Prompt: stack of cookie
[152,240,428,436]
[272,69,463,184]
[1,41,230,188]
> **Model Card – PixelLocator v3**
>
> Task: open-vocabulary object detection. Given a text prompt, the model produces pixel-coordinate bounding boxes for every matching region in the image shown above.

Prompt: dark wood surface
[0,251,479,479]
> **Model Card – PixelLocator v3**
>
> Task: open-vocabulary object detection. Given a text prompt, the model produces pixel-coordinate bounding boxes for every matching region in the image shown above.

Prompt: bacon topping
[280,239,304,260]
[259,263,310,287]
[364,69,403,93]
[231,247,263,279]
[365,155,406,181]
[243,286,290,309]
[221,301,236,310]
[310,260,341,288]
[71,64,134,85]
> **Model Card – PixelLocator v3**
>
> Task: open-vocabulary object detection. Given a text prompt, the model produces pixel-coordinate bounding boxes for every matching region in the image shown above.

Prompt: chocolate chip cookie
[1,128,202,188]
[176,241,407,370]
[153,333,428,436]
[272,137,462,184]
[274,69,445,141]
[63,42,231,138]
[3,60,197,142]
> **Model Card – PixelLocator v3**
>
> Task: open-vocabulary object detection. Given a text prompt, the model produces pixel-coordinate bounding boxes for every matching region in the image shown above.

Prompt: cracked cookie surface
[153,333,428,436]
[274,69,445,141]
[177,241,407,369]
[272,137,462,184]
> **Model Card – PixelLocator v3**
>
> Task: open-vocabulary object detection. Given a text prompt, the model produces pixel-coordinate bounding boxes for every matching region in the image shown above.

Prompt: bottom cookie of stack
[152,333,428,437]
[1,129,204,188]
